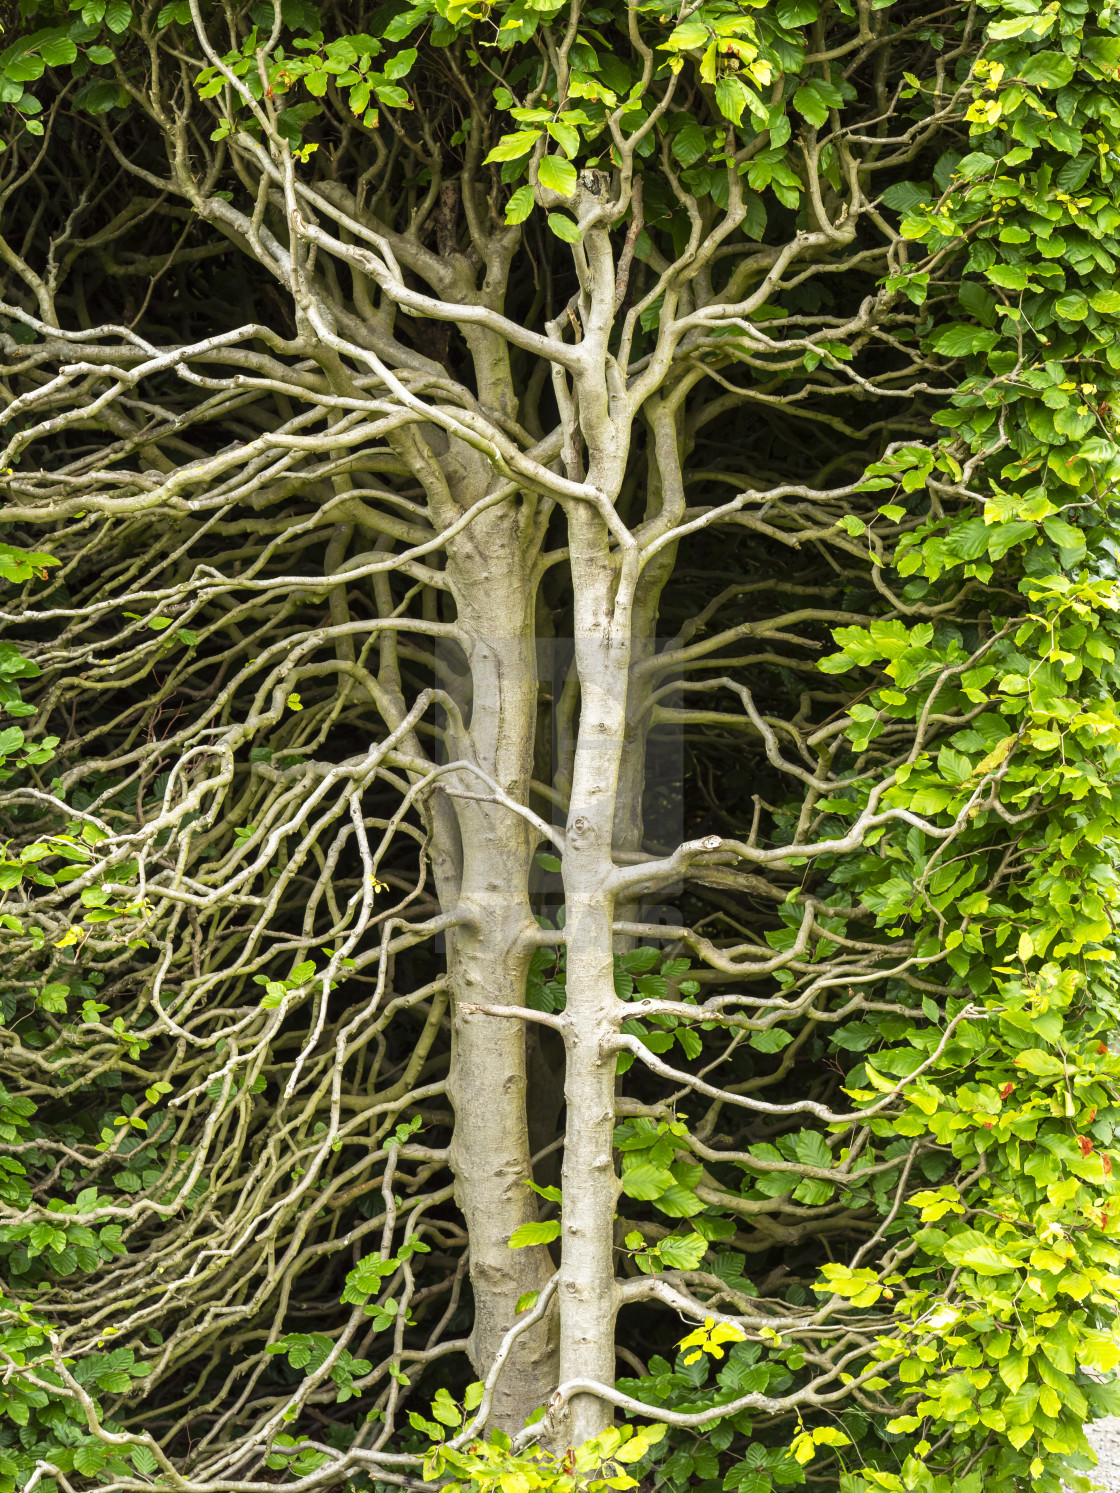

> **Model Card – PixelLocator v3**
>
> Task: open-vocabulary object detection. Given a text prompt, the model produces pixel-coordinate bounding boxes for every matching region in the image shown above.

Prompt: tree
[3,0,1120,1489]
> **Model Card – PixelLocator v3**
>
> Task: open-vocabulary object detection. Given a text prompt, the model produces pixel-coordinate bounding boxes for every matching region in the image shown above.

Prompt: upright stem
[443,510,559,1431]
[555,503,636,1445]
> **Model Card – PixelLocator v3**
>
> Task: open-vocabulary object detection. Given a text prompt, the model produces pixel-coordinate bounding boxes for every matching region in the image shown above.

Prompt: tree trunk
[441,501,559,1429]
[555,503,632,1445]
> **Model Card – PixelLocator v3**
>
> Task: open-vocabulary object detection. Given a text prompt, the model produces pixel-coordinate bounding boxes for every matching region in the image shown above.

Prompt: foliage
[416,1391,668,1493]
[4,0,1120,1489]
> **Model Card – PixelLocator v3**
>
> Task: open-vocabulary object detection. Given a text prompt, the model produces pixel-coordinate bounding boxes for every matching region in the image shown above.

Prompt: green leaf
[547,211,581,242]
[658,1232,709,1269]
[881,181,931,212]
[74,1446,107,1476]
[671,117,707,167]
[104,0,132,30]
[937,745,973,784]
[6,55,44,82]
[1013,1047,1064,1076]
[930,323,999,356]
[508,1219,560,1248]
[1042,515,1085,558]
[725,1466,772,1493]
[955,151,991,180]
[716,75,763,126]
[504,184,535,224]
[537,156,577,196]
[768,111,791,148]
[988,12,1051,35]
[74,78,122,112]
[130,1445,158,1475]
[525,1178,562,1203]
[39,983,69,1012]
[954,1243,1017,1275]
[622,947,660,973]
[792,80,841,128]
[621,1162,675,1199]
[987,520,1036,560]
[484,129,541,163]
[383,46,416,80]
[661,18,708,50]
[986,263,1029,291]
[547,120,579,158]
[957,282,996,325]
[430,1387,463,1427]
[1054,292,1088,321]
[1018,51,1073,87]
[750,1026,792,1052]
[383,5,426,40]
[795,1129,832,1169]
[371,82,409,107]
[652,1182,705,1217]
[94,1368,133,1392]
[41,36,78,64]
[775,0,818,22]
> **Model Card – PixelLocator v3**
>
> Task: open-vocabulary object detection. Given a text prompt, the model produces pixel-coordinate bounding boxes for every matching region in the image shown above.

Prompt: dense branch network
[0,0,1056,1486]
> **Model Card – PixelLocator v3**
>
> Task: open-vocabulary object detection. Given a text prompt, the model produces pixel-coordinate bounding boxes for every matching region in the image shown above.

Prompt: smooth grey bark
[439,491,561,1428]
[554,501,634,1446]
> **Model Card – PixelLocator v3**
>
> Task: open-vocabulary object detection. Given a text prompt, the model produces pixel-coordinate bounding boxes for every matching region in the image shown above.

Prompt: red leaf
[1000,1082,1014,1100]
[1099,1043,1109,1055]
[1104,1154,1113,1178]
[1079,1136,1094,1157]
